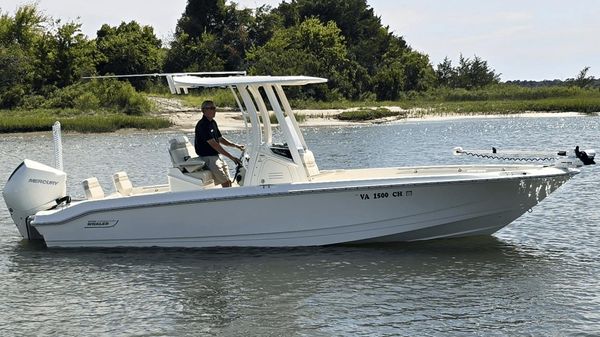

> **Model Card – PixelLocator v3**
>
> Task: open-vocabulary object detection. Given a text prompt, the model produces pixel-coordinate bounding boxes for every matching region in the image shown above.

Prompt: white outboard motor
[3,159,68,240]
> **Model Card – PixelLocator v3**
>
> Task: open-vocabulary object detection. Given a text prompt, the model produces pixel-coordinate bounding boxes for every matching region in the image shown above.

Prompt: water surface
[1,116,599,336]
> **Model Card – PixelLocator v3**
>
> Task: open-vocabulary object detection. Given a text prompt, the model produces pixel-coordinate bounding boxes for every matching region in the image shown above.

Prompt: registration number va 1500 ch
[359,190,412,200]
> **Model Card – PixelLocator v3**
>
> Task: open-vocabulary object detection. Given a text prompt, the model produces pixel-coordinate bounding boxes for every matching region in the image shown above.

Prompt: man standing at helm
[194,100,244,187]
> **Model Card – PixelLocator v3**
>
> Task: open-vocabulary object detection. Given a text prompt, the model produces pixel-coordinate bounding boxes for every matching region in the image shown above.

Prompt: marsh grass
[433,85,598,101]
[291,86,600,114]
[148,84,600,123]
[264,113,306,124]
[409,97,600,115]
[337,108,406,121]
[6,84,597,133]
[152,91,600,123]
[0,113,171,133]
[290,99,391,110]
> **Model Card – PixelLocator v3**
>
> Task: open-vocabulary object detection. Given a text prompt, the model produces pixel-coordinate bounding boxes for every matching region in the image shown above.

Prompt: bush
[176,88,239,109]
[89,79,154,114]
[19,95,47,110]
[40,79,153,114]
[337,107,404,121]
[123,93,152,115]
[44,83,87,108]
[0,85,26,108]
[73,92,101,111]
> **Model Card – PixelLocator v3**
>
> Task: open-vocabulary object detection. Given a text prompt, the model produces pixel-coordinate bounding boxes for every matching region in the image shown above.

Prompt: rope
[454,148,559,162]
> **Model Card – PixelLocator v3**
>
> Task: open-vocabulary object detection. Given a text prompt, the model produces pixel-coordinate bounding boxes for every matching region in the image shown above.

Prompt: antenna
[52,121,63,171]
[82,71,247,94]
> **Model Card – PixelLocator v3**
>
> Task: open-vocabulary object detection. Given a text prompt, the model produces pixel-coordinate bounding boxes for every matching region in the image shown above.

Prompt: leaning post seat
[168,136,206,172]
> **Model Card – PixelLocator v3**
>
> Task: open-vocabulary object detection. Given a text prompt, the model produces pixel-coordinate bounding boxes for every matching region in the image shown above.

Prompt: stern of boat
[3,160,69,240]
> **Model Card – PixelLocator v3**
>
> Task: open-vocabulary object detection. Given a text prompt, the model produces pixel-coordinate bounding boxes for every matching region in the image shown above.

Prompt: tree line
[1,0,594,111]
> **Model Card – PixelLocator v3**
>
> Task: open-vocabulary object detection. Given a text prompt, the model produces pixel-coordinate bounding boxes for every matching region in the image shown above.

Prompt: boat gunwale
[32,165,577,227]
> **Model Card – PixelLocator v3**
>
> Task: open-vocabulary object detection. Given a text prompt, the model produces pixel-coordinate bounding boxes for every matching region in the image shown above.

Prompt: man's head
[201,100,216,119]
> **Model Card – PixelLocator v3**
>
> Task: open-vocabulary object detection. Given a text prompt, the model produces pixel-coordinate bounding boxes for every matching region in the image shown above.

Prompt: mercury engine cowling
[3,159,68,240]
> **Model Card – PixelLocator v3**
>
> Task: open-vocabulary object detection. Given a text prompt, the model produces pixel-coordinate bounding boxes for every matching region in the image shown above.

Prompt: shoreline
[159,108,589,132]
[0,109,590,137]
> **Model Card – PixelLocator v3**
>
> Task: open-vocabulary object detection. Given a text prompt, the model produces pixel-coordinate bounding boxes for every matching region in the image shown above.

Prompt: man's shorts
[201,155,231,185]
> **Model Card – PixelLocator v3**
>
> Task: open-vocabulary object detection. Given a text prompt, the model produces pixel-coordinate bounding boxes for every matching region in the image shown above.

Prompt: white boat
[2,74,595,248]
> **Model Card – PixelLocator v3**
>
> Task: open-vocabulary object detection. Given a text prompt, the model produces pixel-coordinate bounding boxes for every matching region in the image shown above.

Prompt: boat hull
[30,168,574,248]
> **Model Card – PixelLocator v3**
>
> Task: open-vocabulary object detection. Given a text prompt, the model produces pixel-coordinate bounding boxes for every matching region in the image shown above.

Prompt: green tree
[96,21,163,88]
[435,57,455,87]
[0,4,45,50]
[566,66,595,88]
[0,6,96,100]
[166,0,254,71]
[455,54,500,89]
[401,50,435,92]
[164,32,224,72]
[275,0,400,73]
[372,43,435,100]
[219,4,254,69]
[470,55,500,87]
[248,5,283,47]
[23,20,96,94]
[0,3,149,112]
[437,54,500,89]
[0,5,46,107]
[52,21,97,87]
[175,0,226,37]
[271,0,437,99]
[371,61,404,101]
[248,18,359,100]
[0,46,31,108]
[166,0,437,100]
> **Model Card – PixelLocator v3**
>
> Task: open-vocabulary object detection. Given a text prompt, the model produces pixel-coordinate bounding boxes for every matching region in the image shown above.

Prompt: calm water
[1,116,599,336]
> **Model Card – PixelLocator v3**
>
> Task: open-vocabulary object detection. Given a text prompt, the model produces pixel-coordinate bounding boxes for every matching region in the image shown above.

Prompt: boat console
[270,143,293,159]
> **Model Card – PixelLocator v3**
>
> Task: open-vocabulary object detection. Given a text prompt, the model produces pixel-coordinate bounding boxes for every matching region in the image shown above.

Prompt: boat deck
[310,164,545,183]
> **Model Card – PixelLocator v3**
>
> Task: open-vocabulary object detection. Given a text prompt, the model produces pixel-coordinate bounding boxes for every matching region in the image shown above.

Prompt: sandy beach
[161,108,365,132]
[169,110,588,132]
[149,95,589,132]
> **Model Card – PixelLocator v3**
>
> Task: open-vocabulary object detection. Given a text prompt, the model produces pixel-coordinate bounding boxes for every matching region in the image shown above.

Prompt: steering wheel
[233,148,247,184]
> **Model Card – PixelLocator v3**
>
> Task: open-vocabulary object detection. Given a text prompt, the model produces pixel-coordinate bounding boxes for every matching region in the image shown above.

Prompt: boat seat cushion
[301,150,320,176]
[113,171,133,196]
[82,177,105,200]
[169,136,206,172]
[186,170,215,186]
[177,156,206,173]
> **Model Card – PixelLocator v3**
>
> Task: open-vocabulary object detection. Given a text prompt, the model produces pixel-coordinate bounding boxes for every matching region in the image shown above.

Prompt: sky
[1,0,599,81]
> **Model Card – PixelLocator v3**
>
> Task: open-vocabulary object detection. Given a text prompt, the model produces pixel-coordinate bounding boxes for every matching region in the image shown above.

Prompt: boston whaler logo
[85,220,119,229]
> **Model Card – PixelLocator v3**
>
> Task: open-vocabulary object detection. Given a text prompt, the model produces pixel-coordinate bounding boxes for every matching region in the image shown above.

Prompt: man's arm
[207,139,242,165]
[218,137,244,150]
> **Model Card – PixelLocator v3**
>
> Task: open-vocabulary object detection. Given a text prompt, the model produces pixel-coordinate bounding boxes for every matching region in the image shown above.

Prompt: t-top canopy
[171,75,327,88]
